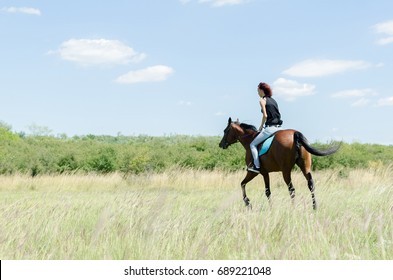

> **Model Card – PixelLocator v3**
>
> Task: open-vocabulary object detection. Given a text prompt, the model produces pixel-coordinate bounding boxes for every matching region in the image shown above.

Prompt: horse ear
[228,117,232,124]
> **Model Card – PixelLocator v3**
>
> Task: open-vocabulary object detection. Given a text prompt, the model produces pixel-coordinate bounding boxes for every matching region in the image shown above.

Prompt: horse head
[219,117,242,149]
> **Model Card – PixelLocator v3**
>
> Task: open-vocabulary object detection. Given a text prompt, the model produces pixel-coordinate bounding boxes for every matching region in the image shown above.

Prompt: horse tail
[294,131,340,156]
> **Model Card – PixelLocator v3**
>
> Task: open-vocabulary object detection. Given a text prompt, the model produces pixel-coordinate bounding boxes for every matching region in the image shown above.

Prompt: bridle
[221,125,235,149]
[222,122,249,148]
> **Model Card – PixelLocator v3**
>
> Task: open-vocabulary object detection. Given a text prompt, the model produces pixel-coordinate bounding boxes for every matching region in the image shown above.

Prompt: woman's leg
[250,130,270,168]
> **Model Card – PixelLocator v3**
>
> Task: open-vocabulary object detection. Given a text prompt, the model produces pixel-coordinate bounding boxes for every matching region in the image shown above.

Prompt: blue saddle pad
[258,135,275,156]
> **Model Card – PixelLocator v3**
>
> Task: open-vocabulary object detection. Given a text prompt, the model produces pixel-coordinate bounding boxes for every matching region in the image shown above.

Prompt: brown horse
[219,117,340,210]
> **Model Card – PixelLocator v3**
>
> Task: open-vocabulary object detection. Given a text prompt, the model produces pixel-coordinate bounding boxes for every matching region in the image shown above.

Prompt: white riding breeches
[250,126,281,168]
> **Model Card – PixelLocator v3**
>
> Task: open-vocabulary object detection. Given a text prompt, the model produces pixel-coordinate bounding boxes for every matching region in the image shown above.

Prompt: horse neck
[236,129,257,150]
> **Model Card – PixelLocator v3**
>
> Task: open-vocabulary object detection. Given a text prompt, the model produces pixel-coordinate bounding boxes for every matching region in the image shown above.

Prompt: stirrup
[247,164,260,174]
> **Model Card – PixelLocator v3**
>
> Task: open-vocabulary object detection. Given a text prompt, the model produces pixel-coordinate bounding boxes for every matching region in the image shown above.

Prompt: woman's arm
[259,97,267,131]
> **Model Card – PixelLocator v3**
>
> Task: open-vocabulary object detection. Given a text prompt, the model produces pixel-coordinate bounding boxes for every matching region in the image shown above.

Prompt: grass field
[0,166,392,260]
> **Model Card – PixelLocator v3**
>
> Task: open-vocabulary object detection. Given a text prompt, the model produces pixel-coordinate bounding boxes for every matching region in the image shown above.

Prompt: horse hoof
[243,197,250,206]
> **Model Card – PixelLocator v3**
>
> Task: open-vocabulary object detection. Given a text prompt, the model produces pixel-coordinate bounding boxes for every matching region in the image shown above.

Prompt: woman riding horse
[248,82,283,174]
[219,118,340,210]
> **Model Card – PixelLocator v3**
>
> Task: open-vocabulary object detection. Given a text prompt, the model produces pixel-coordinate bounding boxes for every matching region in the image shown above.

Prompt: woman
[247,82,283,173]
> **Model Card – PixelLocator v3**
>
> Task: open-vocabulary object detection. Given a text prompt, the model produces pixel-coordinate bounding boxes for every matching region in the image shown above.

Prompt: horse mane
[239,123,258,132]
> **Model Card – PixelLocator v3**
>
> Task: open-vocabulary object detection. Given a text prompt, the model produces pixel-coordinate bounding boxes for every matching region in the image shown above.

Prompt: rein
[239,128,258,141]
[240,133,253,139]
[224,123,256,147]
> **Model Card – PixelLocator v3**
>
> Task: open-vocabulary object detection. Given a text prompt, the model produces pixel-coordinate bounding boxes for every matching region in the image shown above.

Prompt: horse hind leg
[282,171,295,201]
[306,172,317,210]
[297,153,317,210]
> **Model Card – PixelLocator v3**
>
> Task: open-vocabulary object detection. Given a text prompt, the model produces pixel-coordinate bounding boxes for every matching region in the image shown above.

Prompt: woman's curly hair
[258,82,273,97]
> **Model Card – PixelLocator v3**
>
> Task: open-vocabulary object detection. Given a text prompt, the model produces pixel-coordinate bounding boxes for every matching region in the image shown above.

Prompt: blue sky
[1,0,393,144]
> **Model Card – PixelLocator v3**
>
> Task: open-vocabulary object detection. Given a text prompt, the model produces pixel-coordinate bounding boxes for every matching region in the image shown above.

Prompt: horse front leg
[241,171,258,209]
[262,173,271,201]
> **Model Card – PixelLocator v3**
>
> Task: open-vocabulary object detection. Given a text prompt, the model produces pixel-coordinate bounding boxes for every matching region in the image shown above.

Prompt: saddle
[258,133,276,156]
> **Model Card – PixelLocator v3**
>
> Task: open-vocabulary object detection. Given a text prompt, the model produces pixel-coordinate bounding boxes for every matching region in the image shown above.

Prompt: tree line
[0,123,392,176]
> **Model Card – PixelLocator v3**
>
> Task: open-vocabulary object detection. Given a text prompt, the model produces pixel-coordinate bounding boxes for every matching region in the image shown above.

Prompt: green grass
[0,167,392,259]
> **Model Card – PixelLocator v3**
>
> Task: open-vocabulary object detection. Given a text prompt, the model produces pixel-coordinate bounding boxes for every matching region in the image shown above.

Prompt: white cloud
[376,96,393,107]
[178,100,192,106]
[283,59,371,78]
[376,37,393,45]
[351,98,370,107]
[185,0,248,7]
[203,0,247,6]
[373,20,393,45]
[1,6,41,16]
[272,78,316,101]
[331,88,377,98]
[332,89,379,107]
[53,39,146,66]
[115,65,174,84]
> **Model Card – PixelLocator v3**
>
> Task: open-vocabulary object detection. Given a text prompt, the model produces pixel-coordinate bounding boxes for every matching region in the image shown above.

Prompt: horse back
[260,129,298,173]
[274,129,297,148]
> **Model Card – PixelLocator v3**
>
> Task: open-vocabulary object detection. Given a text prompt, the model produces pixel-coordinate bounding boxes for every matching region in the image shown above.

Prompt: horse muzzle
[219,141,229,149]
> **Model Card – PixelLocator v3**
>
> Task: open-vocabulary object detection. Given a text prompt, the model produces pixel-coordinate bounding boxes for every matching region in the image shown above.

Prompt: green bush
[87,147,116,173]
[0,125,392,175]
[57,154,78,173]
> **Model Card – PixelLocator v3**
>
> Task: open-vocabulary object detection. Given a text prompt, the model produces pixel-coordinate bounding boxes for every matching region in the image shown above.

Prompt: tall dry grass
[0,166,392,259]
